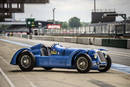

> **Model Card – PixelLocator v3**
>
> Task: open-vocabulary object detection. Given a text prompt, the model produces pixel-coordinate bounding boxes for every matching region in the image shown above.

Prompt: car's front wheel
[75,55,92,73]
[18,51,35,71]
[98,55,112,72]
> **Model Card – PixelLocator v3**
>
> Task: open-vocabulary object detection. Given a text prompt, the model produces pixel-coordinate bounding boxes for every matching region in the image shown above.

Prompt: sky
[14,0,130,22]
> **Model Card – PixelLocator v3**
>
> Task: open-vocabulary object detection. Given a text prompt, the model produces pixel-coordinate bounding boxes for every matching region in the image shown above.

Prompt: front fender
[10,48,30,65]
[73,50,89,61]
[67,49,89,67]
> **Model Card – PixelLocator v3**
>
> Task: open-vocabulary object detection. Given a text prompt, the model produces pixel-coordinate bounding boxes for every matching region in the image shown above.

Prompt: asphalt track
[0,36,130,87]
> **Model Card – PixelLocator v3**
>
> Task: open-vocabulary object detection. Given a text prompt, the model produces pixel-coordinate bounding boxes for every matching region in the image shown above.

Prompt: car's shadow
[9,69,112,74]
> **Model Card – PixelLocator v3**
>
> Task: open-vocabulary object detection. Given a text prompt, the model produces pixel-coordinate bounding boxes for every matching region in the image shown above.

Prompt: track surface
[0,36,130,87]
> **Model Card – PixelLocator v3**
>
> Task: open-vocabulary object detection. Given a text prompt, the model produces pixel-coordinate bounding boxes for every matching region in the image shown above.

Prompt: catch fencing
[45,23,130,37]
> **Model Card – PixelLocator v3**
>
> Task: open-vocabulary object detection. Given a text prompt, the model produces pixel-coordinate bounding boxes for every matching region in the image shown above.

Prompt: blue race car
[10,44,112,73]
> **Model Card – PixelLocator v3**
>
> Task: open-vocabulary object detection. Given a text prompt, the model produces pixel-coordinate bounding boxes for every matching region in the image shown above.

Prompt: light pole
[53,8,56,24]
[94,0,96,12]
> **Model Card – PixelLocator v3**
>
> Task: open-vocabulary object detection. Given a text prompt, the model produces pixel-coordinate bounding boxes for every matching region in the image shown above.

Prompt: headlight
[94,53,98,59]
[101,51,108,58]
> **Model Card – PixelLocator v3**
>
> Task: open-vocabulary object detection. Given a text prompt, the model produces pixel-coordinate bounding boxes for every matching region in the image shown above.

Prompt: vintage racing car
[10,44,112,73]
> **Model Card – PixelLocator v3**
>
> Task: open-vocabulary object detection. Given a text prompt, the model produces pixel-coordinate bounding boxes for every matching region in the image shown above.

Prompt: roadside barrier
[102,39,128,48]
[127,39,130,49]
[10,34,130,49]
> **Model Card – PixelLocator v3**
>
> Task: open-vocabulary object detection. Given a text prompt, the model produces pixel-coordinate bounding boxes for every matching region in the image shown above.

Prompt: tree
[62,22,68,29]
[69,17,81,28]
[80,22,89,27]
[55,21,69,29]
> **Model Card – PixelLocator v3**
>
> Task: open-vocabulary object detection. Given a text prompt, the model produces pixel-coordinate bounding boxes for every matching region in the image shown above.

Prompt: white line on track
[0,68,15,87]
[22,75,37,87]
[0,56,9,65]
[112,63,130,74]
[0,55,37,87]
[108,51,130,57]
[110,51,130,56]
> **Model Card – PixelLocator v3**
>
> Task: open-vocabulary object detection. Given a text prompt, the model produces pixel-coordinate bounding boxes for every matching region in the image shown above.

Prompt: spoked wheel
[75,55,91,73]
[43,67,53,71]
[98,55,112,72]
[18,51,35,71]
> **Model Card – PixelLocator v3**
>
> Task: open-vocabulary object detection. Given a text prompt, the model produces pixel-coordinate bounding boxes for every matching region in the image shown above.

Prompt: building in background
[91,9,116,23]
[0,0,49,22]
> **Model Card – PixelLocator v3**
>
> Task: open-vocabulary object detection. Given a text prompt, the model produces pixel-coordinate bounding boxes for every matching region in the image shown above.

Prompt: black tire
[98,55,112,72]
[75,55,92,73]
[43,67,53,71]
[18,51,35,71]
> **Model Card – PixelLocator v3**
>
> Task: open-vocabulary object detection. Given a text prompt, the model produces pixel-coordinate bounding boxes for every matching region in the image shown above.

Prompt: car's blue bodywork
[10,44,108,70]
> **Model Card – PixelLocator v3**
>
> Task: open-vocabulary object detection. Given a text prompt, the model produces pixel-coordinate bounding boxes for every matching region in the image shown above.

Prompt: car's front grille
[97,51,106,62]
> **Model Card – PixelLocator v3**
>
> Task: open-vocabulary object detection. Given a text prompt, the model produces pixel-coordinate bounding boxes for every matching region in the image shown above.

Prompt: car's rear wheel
[18,51,35,71]
[75,55,91,73]
[98,55,112,72]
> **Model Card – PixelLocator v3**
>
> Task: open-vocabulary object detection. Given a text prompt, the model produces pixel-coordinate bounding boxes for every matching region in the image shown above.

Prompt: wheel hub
[21,55,31,68]
[80,61,86,66]
[77,57,88,70]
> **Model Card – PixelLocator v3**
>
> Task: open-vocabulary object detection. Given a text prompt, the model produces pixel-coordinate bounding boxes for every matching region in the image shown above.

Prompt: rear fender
[10,48,30,65]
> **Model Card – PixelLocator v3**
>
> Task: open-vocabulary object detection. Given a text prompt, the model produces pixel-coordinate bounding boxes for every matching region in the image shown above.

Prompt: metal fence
[45,23,130,36]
